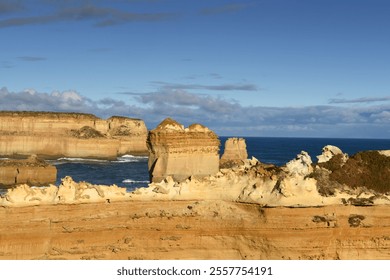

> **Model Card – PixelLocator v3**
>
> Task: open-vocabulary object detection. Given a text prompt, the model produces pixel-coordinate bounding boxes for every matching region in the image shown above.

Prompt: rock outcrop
[0,111,148,159]
[317,145,348,163]
[285,151,313,176]
[146,118,220,183]
[220,138,248,168]
[133,144,390,207]
[1,145,389,209]
[0,155,56,187]
[0,176,128,207]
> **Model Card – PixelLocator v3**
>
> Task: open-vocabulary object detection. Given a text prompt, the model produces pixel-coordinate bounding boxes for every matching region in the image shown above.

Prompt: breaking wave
[115,155,148,163]
[122,179,150,184]
[50,155,148,165]
[52,157,109,165]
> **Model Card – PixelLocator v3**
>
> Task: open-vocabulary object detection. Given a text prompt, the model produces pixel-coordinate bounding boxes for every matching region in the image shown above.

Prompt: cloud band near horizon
[0,87,389,139]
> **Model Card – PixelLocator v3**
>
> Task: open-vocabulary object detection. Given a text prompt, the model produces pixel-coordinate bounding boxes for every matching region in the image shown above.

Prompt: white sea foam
[51,157,109,165]
[49,155,148,165]
[115,155,148,163]
[122,179,149,184]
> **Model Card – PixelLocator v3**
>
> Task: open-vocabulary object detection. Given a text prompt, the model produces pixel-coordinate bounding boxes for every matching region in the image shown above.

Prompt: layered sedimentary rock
[147,118,220,182]
[0,155,56,186]
[220,138,248,168]
[1,200,389,260]
[0,111,148,159]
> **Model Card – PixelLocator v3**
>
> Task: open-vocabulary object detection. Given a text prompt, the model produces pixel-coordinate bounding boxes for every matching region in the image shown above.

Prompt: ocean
[51,137,390,192]
[1,137,390,193]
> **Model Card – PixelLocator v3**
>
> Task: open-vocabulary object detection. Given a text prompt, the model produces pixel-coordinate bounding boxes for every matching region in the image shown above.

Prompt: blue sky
[0,0,389,138]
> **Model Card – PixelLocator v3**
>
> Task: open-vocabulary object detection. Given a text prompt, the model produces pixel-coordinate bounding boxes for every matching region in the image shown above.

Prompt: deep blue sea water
[51,137,390,192]
[1,137,389,194]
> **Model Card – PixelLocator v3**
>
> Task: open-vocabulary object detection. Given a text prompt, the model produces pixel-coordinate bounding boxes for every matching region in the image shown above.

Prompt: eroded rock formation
[0,111,148,159]
[135,146,390,207]
[0,155,56,187]
[147,118,220,182]
[317,145,348,163]
[1,176,128,207]
[220,138,248,168]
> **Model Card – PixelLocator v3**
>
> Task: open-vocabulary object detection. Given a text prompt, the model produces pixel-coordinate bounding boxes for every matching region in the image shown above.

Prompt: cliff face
[147,118,220,183]
[220,137,248,168]
[0,155,56,187]
[1,201,389,260]
[0,111,148,159]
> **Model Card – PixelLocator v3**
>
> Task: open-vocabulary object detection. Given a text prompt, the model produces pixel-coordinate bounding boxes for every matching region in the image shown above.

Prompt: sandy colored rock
[0,155,56,187]
[317,145,348,163]
[147,118,220,183]
[0,200,389,260]
[2,149,389,208]
[220,137,248,168]
[0,176,129,207]
[285,151,313,176]
[135,150,390,207]
[379,150,390,157]
[0,111,148,159]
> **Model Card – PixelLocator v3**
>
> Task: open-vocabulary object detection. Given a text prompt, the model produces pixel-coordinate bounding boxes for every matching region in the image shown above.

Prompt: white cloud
[0,87,389,138]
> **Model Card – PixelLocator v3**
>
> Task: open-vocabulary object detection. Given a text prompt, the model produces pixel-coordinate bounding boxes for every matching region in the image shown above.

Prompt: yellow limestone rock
[147,118,220,183]
[0,111,148,159]
[220,137,248,167]
[0,155,56,187]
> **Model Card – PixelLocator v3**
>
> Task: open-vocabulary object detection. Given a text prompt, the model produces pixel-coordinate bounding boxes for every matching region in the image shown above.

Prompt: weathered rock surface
[285,151,313,176]
[1,201,389,260]
[317,145,348,163]
[2,145,389,208]
[132,144,390,207]
[0,111,148,159]
[1,142,389,260]
[147,118,220,182]
[0,155,56,187]
[0,176,129,207]
[220,137,248,168]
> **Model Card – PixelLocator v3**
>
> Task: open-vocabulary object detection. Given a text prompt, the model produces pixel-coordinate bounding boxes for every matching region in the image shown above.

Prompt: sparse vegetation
[348,214,365,227]
[330,151,390,194]
[69,126,104,139]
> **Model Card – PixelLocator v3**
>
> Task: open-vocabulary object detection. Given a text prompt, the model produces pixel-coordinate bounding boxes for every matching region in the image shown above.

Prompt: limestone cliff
[0,111,148,159]
[220,137,248,168]
[147,118,220,183]
[0,155,56,187]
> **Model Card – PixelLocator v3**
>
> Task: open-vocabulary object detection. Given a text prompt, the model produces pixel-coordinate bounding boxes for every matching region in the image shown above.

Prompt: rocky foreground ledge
[1,145,389,208]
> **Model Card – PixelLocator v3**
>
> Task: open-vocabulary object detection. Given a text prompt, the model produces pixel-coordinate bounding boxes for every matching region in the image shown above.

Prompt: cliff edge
[0,111,148,159]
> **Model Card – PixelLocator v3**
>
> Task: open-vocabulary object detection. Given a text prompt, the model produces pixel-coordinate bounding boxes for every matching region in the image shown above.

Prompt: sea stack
[147,118,220,183]
[220,137,248,168]
[0,155,57,187]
